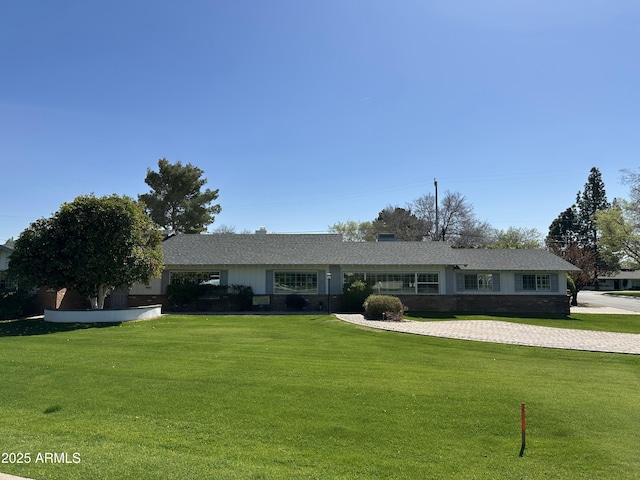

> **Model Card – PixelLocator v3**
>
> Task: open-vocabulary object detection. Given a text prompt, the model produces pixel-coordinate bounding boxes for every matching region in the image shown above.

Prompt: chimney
[376,233,396,242]
[255,226,268,235]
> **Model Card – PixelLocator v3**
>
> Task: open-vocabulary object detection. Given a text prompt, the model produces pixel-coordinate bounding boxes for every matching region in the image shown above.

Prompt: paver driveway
[335,314,640,355]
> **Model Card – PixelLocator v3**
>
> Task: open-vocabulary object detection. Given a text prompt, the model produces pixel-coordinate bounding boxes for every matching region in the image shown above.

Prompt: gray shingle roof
[162,234,579,271]
[454,248,581,271]
[599,270,640,280]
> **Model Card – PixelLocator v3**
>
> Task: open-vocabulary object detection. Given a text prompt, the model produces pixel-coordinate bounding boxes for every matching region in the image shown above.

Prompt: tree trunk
[89,297,99,309]
[89,285,110,309]
[571,291,578,306]
[97,285,110,310]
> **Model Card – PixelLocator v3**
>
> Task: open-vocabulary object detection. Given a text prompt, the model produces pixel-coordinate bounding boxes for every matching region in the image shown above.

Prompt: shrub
[166,284,201,307]
[363,294,404,321]
[167,283,254,311]
[0,289,34,320]
[198,284,228,299]
[285,294,307,311]
[342,279,373,312]
[229,284,254,310]
[566,275,576,295]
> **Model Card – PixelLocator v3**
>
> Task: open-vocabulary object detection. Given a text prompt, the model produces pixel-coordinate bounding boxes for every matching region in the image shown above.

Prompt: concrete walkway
[335,314,640,355]
[0,473,33,480]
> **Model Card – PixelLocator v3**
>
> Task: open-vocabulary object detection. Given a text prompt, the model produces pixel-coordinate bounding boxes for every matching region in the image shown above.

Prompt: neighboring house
[593,271,640,291]
[0,242,15,290]
[127,233,580,314]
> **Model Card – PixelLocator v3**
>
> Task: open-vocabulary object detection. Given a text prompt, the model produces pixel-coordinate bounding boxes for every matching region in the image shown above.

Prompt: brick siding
[131,293,569,315]
[395,294,571,315]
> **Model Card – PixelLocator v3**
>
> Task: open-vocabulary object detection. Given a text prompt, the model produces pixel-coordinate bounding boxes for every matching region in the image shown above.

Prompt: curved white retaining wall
[44,305,162,323]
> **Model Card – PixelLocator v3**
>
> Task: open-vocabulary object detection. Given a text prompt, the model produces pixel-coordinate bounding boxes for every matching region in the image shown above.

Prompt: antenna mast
[434,178,439,241]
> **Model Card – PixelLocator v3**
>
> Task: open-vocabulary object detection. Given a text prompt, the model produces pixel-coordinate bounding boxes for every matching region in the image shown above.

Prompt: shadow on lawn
[0,317,121,337]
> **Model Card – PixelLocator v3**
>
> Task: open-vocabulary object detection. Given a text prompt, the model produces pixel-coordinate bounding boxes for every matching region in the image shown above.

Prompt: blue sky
[1,1,639,243]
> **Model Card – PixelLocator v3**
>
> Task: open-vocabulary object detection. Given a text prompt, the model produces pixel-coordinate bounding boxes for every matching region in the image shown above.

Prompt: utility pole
[434,178,439,241]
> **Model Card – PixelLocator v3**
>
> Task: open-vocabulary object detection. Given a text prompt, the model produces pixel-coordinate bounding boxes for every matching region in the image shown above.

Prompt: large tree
[328,220,376,242]
[8,195,163,309]
[490,227,543,249]
[595,168,640,268]
[139,158,221,233]
[547,206,580,246]
[550,243,598,306]
[411,191,493,247]
[330,190,492,245]
[371,206,428,241]
[546,167,618,300]
[595,203,640,268]
[575,167,610,251]
[575,167,618,279]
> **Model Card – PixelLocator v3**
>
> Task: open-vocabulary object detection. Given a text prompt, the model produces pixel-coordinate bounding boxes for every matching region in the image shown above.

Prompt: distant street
[578,290,640,313]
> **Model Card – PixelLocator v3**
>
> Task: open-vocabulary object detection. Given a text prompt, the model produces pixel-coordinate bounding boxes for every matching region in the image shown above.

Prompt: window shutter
[220,270,229,286]
[318,269,326,295]
[550,274,559,292]
[456,273,464,291]
[492,273,501,292]
[161,271,171,292]
[515,274,523,292]
[265,270,273,294]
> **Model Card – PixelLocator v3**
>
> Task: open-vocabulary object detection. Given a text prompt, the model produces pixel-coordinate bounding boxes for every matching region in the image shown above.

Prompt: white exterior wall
[558,273,568,293]
[129,277,163,295]
[500,272,516,294]
[228,266,268,293]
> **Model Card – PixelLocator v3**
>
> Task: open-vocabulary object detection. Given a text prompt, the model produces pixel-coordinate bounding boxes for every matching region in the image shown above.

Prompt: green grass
[1,315,639,479]
[407,312,640,334]
[604,290,640,298]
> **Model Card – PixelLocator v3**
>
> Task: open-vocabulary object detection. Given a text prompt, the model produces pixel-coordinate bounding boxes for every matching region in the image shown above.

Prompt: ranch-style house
[127,233,579,314]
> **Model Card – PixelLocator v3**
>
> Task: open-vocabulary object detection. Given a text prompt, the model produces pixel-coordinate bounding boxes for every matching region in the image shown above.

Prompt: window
[170,272,220,286]
[522,274,550,291]
[0,271,16,290]
[417,273,439,294]
[343,272,439,294]
[536,274,551,291]
[369,273,414,294]
[464,274,493,291]
[522,275,536,291]
[274,272,318,294]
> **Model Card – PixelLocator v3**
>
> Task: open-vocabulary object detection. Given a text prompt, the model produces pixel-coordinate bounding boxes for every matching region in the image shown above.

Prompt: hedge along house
[127,233,580,314]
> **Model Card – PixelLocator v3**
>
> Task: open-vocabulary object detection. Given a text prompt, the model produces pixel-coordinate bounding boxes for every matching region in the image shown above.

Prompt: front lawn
[605,291,640,298]
[1,315,639,479]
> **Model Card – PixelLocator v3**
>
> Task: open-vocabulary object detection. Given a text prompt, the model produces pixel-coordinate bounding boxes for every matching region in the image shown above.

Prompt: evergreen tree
[575,167,610,249]
[546,167,618,299]
[139,158,221,234]
[547,206,580,247]
[371,206,428,241]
